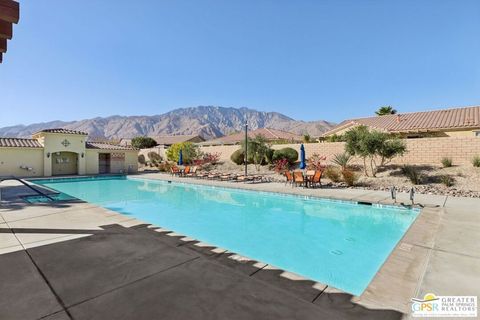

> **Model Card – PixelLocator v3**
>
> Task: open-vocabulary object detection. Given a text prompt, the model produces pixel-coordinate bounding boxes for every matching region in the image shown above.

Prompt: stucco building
[0,129,138,177]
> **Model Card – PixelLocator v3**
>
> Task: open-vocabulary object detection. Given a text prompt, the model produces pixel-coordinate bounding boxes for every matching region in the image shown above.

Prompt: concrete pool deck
[0,173,479,319]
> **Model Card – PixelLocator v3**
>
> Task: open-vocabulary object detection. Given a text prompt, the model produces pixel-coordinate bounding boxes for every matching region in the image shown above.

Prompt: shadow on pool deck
[0,224,402,320]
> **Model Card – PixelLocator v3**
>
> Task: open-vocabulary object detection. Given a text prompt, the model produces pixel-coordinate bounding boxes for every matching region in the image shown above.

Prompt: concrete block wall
[199,137,480,166]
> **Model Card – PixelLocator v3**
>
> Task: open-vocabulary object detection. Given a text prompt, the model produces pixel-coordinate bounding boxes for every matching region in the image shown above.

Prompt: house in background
[200,128,302,146]
[0,129,138,177]
[153,134,205,147]
[322,105,480,139]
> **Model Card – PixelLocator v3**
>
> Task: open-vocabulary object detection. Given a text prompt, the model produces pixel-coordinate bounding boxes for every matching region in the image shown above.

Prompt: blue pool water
[33,176,418,295]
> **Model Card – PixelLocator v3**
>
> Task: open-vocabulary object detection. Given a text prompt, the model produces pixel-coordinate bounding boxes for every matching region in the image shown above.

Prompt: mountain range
[0,106,335,140]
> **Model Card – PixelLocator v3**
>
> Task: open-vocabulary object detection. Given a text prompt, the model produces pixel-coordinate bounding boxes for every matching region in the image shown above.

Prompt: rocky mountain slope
[0,106,335,140]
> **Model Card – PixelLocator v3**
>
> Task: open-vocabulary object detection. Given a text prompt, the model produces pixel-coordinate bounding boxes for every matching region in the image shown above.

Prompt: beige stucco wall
[85,150,138,175]
[200,137,480,166]
[0,147,44,177]
[444,129,479,137]
[33,132,87,176]
[1,131,139,177]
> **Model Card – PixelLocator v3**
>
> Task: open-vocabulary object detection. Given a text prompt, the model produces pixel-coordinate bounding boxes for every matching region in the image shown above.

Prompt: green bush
[230,149,245,165]
[131,136,158,149]
[272,148,298,165]
[138,154,146,164]
[148,151,162,162]
[265,148,274,164]
[441,157,453,168]
[440,175,454,187]
[344,125,406,176]
[166,142,200,164]
[332,152,352,170]
[472,156,480,167]
[402,165,423,185]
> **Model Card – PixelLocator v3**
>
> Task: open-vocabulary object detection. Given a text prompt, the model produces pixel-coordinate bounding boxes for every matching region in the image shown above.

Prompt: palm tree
[375,106,397,116]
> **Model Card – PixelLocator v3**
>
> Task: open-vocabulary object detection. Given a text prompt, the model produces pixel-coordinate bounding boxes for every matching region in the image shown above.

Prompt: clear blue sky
[1,0,479,127]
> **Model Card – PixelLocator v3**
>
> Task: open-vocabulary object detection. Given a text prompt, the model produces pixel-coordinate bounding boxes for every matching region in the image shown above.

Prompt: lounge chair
[293,171,305,187]
[185,166,197,177]
[284,171,293,186]
[171,166,181,176]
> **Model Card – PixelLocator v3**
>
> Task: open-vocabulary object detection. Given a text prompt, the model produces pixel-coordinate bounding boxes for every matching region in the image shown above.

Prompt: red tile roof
[35,128,88,135]
[86,142,137,151]
[323,106,480,136]
[0,138,43,148]
[201,128,302,145]
[152,135,205,145]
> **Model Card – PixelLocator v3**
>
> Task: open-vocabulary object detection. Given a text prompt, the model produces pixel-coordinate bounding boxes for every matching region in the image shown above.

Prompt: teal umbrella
[178,149,183,165]
[299,144,306,169]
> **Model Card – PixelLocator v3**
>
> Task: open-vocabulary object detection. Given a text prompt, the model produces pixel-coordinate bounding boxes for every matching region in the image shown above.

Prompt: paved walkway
[0,175,479,319]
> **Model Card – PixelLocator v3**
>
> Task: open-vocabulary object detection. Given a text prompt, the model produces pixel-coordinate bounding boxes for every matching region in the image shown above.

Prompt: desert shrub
[341,169,358,186]
[131,136,157,149]
[324,166,341,182]
[303,134,311,143]
[157,162,173,172]
[230,149,245,165]
[344,126,406,177]
[147,151,162,162]
[166,142,200,164]
[265,148,274,164]
[307,153,326,170]
[402,165,423,184]
[138,154,146,165]
[242,135,270,169]
[331,152,352,171]
[440,175,455,187]
[441,157,453,168]
[325,134,345,142]
[273,159,290,173]
[272,147,298,165]
[472,156,480,167]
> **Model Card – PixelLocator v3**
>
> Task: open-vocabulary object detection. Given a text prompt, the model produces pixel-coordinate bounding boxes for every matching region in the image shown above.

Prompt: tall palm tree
[375,106,397,116]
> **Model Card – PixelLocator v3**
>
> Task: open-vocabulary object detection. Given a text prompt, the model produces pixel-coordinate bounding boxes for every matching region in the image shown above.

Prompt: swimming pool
[32,176,419,295]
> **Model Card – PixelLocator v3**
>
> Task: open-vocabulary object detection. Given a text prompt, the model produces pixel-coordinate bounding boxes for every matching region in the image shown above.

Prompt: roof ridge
[346,105,480,122]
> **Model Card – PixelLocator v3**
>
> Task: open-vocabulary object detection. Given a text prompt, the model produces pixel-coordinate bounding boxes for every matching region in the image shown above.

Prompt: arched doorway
[51,152,78,176]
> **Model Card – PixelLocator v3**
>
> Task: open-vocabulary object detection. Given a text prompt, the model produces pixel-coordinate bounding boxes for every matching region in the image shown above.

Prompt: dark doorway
[99,153,111,174]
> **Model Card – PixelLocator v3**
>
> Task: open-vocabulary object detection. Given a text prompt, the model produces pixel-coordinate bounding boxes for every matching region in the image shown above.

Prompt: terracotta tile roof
[200,128,303,145]
[35,128,88,135]
[323,106,480,136]
[0,138,43,148]
[86,142,137,151]
[152,135,205,145]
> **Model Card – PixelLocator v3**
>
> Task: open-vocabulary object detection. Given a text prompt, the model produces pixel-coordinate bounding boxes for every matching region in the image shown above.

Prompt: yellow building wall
[0,148,44,177]
[33,132,87,176]
[444,130,478,137]
[85,150,138,175]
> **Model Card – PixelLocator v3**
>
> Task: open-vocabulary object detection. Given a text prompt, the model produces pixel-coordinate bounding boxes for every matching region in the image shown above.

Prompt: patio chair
[293,171,305,187]
[284,171,293,186]
[310,170,323,188]
[182,166,191,177]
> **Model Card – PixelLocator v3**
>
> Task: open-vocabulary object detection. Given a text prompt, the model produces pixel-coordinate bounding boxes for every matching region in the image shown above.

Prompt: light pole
[244,120,248,178]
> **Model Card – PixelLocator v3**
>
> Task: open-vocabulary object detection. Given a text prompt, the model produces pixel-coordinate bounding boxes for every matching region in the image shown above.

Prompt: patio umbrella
[178,149,183,165]
[299,144,306,169]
